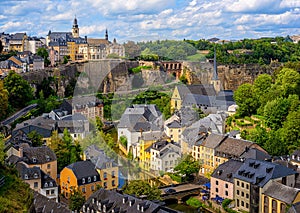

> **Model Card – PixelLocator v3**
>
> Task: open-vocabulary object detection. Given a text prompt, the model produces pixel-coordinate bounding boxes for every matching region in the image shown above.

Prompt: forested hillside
[124,37,300,65]
[229,67,300,156]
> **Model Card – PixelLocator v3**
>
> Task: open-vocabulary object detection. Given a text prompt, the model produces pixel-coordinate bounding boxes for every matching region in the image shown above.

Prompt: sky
[0,0,299,43]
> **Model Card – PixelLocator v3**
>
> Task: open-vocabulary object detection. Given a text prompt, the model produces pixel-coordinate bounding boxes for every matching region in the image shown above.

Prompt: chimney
[19,147,24,158]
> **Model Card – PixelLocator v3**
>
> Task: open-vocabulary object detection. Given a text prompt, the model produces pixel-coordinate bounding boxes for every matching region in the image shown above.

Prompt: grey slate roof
[41,170,57,189]
[167,120,181,128]
[13,116,56,138]
[33,191,71,213]
[264,181,300,204]
[176,84,217,98]
[215,137,264,159]
[181,121,208,148]
[66,161,99,180]
[233,158,297,187]
[84,145,118,169]
[240,148,271,161]
[118,104,162,132]
[22,146,57,164]
[201,133,226,149]
[16,162,41,180]
[174,107,199,127]
[211,159,243,183]
[82,188,176,213]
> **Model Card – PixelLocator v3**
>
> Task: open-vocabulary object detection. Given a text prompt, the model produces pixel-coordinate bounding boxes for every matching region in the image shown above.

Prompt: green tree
[122,180,161,200]
[0,80,9,120]
[233,83,259,116]
[4,71,34,109]
[69,190,86,211]
[253,74,273,106]
[174,154,201,181]
[37,47,50,66]
[27,130,43,147]
[124,41,141,59]
[280,110,300,152]
[275,68,300,97]
[263,97,290,130]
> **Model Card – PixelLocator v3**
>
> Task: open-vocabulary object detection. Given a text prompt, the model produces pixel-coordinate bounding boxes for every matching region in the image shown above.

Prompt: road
[1,103,38,126]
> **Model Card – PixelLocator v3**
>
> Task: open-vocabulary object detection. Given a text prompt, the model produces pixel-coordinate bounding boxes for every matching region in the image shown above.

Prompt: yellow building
[60,161,101,199]
[83,145,119,190]
[139,138,154,171]
[198,134,226,176]
[262,181,300,213]
[9,33,28,52]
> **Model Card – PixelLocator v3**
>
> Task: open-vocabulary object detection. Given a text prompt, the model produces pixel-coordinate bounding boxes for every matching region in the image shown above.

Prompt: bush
[186,197,203,208]
[169,173,182,183]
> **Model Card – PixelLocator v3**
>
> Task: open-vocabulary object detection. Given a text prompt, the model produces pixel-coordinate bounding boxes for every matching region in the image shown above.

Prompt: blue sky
[0,0,299,42]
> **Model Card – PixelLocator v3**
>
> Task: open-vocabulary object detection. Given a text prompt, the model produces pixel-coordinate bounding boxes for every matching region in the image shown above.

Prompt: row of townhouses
[0,17,125,65]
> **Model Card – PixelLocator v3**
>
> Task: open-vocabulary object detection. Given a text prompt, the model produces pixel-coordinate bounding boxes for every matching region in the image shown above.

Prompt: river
[165,203,212,213]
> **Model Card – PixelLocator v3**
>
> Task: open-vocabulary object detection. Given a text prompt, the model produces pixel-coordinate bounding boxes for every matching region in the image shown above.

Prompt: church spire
[212,45,218,80]
[105,29,108,40]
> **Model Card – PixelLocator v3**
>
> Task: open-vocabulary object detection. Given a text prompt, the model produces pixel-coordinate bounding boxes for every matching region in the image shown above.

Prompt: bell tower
[210,46,221,93]
[72,16,79,38]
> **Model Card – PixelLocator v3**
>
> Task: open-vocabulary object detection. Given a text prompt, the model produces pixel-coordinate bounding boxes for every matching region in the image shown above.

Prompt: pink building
[210,159,243,200]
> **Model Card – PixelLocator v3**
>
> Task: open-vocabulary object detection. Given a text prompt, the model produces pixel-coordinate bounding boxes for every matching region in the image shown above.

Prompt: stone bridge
[160,183,203,203]
[161,61,183,79]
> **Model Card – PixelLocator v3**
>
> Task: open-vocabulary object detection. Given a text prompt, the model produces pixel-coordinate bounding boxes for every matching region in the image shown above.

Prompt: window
[246,184,249,189]
[242,192,244,197]
[88,177,91,183]
[237,181,240,186]
[46,190,50,195]
[82,178,85,184]
[237,199,239,207]
[216,188,219,193]
[44,183,48,187]
[34,182,38,188]
[91,185,95,191]
[246,193,249,199]
[112,171,115,178]
[225,183,228,188]
[47,164,51,169]
[241,201,244,207]
[241,182,244,188]
[104,182,107,188]
[67,176,70,183]
[82,187,86,193]
[112,180,115,186]
[51,189,55,194]
[225,191,228,196]
[246,203,249,209]
[32,157,37,163]
[216,180,219,185]
[94,176,97,181]
[104,172,107,180]
[237,190,240,195]
[34,173,38,179]
[24,174,28,179]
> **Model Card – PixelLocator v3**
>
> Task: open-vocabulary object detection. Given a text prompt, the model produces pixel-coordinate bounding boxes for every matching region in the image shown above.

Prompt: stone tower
[210,46,221,93]
[72,16,79,38]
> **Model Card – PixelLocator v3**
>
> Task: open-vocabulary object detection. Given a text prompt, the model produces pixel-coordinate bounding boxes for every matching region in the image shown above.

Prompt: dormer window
[44,183,48,187]
[46,155,50,161]
[34,173,38,178]
[94,176,97,181]
[32,157,37,163]
[82,178,85,184]
[49,182,53,187]
[88,177,91,183]
[24,174,28,179]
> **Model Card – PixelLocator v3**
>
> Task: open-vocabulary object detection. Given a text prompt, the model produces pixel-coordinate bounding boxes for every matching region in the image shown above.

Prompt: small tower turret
[105,29,108,41]
[72,16,79,38]
[210,46,221,93]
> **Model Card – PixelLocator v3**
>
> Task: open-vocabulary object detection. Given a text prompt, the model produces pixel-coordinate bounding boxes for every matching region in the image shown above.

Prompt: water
[165,203,211,213]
